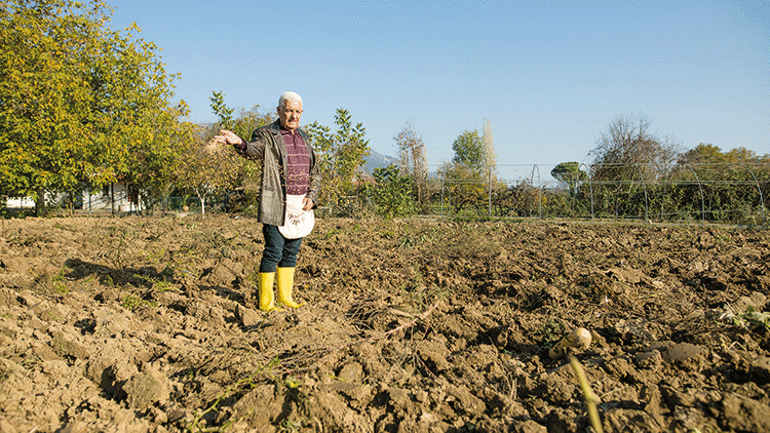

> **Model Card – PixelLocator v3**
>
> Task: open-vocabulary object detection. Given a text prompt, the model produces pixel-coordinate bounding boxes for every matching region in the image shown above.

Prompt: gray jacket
[237,120,321,226]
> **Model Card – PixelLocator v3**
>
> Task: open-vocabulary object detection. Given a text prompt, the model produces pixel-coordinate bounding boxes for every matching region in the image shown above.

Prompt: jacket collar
[268,119,307,140]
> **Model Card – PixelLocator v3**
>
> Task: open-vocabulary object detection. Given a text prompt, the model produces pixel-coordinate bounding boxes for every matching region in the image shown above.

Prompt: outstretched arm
[212,130,246,150]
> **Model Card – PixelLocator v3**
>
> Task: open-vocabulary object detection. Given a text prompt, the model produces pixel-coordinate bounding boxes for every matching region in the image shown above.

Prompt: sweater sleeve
[235,127,268,160]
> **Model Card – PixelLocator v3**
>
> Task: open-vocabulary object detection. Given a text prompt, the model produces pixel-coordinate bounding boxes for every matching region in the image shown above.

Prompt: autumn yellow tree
[0,0,182,214]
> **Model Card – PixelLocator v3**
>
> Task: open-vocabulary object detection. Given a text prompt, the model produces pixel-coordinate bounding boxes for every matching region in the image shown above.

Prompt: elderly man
[214,91,320,311]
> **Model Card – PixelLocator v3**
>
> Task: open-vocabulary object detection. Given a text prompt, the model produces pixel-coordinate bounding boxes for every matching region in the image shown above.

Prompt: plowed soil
[1,216,769,433]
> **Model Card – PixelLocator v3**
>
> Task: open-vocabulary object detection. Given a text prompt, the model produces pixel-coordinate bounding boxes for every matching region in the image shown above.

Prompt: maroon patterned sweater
[280,128,310,195]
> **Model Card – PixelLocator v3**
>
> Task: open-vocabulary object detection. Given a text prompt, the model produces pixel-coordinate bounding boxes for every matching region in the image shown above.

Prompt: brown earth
[0,215,769,433]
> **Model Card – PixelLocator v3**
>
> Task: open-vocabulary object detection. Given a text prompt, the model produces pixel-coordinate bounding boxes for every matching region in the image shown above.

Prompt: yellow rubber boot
[258,272,280,312]
[276,267,305,308]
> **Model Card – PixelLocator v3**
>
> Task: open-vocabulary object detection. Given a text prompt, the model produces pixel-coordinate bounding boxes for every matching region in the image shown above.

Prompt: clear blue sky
[107,0,769,182]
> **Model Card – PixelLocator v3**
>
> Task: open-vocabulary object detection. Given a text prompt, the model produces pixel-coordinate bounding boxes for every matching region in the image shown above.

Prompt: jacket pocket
[263,173,280,192]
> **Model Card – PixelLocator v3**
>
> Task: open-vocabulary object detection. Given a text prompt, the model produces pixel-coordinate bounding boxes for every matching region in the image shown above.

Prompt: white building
[5,182,142,214]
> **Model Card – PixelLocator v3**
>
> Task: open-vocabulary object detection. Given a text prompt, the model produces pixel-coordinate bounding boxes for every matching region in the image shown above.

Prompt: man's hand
[302,197,314,211]
[212,129,246,147]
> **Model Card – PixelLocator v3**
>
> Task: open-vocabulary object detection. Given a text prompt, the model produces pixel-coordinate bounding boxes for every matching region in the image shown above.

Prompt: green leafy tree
[452,129,485,172]
[0,0,182,215]
[674,143,768,186]
[1,0,103,212]
[436,129,489,213]
[210,91,235,129]
[368,164,415,218]
[209,91,275,140]
[128,104,194,212]
[305,108,370,204]
[724,147,766,165]
[677,143,726,165]
[93,23,183,207]
[674,143,768,224]
[204,91,275,213]
[551,162,588,197]
[209,91,277,139]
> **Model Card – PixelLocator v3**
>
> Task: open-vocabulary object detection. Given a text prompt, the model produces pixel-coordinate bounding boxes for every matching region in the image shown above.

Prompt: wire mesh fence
[334,162,769,226]
[3,163,767,226]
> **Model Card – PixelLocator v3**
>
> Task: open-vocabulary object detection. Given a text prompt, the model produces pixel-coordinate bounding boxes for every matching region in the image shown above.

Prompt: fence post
[580,163,594,220]
[440,176,445,217]
[680,163,706,223]
[632,164,650,222]
[488,168,492,218]
[530,165,542,219]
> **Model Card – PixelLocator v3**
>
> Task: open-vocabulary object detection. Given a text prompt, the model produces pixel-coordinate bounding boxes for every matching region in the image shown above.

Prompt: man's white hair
[278,91,303,108]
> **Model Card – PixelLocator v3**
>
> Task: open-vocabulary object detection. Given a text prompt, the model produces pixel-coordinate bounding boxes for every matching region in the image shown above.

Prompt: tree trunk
[35,189,45,217]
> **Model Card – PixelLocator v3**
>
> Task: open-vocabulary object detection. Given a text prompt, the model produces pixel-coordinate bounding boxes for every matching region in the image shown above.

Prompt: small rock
[751,356,770,384]
[0,287,20,308]
[513,420,548,433]
[51,331,90,359]
[663,343,705,362]
[338,361,365,383]
[641,341,705,363]
[635,349,663,365]
[722,393,770,432]
[123,366,170,411]
[235,304,260,328]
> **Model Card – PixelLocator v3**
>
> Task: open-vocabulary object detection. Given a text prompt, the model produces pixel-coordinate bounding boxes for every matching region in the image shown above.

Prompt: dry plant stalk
[204,137,228,155]
[375,303,439,340]
[568,355,604,433]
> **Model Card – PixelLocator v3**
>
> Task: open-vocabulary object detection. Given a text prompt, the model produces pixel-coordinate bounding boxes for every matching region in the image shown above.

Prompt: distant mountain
[362,150,399,176]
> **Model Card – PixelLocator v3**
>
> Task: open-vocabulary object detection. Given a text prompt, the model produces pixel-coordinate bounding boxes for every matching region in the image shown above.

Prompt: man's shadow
[63,258,249,305]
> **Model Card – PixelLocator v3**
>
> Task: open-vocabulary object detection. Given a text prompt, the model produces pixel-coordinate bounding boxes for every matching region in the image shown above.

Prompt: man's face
[277,100,303,131]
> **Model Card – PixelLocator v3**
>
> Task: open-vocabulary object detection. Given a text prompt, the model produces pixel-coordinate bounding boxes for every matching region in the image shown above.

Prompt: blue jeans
[259,224,303,273]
